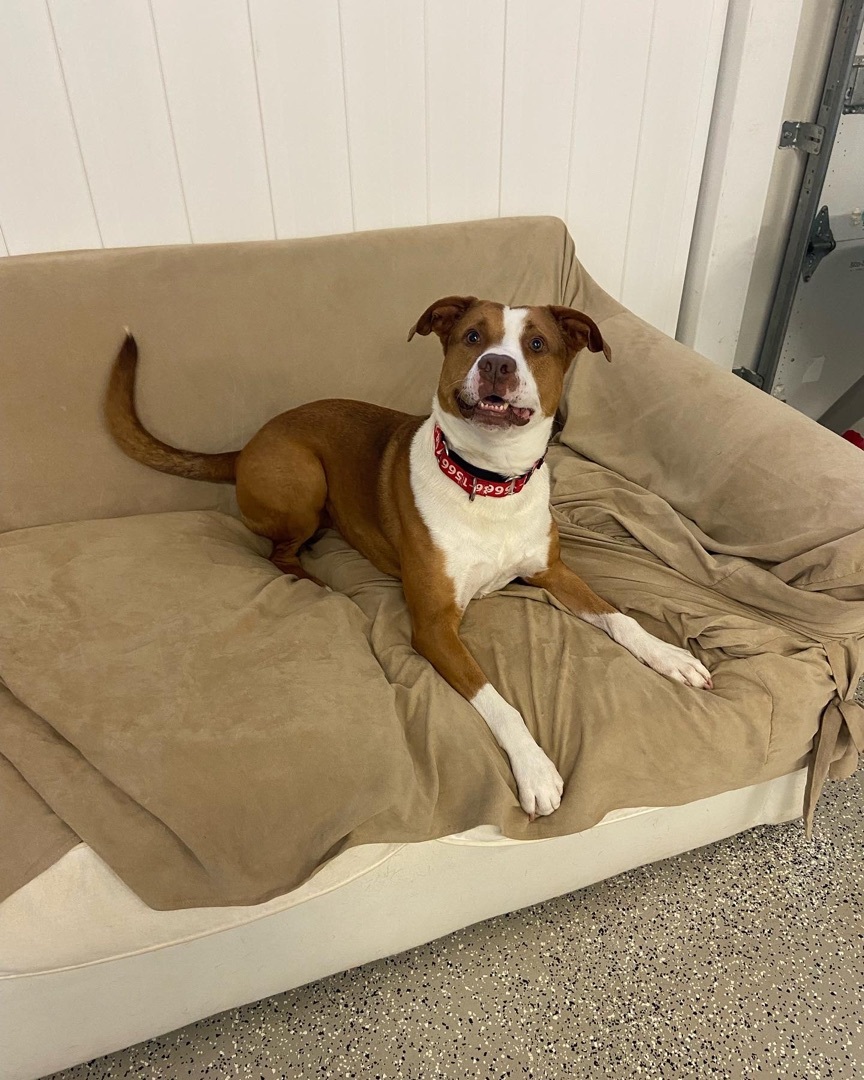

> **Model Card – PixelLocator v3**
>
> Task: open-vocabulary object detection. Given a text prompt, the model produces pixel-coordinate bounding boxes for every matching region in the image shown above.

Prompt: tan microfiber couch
[0,217,861,1080]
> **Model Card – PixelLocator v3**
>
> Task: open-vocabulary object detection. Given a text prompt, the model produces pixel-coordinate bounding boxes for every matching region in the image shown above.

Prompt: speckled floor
[48,769,863,1080]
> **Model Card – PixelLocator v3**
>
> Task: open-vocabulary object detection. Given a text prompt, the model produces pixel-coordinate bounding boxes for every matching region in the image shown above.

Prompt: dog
[105,296,712,819]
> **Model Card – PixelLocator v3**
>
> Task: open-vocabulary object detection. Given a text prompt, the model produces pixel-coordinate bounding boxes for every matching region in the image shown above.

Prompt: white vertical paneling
[1,0,777,347]
[621,0,729,334]
[150,0,274,243]
[249,0,353,237]
[0,0,100,254]
[565,0,654,296]
[500,0,583,219]
[340,0,426,231]
[425,0,506,224]
[49,0,190,249]
[677,0,805,369]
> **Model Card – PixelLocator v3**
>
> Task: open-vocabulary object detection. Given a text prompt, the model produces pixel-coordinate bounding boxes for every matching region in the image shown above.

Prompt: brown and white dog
[106,297,712,819]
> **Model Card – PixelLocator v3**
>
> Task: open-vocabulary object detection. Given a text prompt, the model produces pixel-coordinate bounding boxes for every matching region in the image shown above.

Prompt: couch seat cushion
[0,500,831,909]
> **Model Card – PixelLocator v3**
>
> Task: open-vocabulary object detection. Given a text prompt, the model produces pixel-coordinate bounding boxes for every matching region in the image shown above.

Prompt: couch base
[1,770,806,1080]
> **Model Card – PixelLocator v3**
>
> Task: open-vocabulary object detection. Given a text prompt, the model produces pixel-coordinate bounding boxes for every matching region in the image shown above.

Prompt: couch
[1,217,861,1080]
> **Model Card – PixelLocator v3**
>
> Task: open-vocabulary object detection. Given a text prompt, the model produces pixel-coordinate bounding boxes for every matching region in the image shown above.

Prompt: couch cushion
[557,304,864,603]
[0,487,835,909]
[0,775,809,978]
[0,840,404,976]
[0,511,417,907]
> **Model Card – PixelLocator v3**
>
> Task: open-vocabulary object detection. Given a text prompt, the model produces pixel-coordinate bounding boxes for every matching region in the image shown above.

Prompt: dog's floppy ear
[547,306,612,364]
[407,295,478,345]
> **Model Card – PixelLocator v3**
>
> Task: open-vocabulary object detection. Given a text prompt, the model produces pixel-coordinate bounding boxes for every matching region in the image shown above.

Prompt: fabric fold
[804,639,864,836]
[0,506,836,909]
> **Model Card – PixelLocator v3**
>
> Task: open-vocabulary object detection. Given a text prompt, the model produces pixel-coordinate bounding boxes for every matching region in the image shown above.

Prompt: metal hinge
[778,120,825,154]
[844,56,864,113]
[802,205,836,281]
[732,367,764,389]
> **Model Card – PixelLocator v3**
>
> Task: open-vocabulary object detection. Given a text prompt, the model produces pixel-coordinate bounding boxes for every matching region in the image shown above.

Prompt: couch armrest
[557,303,864,598]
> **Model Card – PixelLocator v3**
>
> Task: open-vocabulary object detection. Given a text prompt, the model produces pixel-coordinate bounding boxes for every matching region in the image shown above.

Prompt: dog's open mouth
[456,393,534,427]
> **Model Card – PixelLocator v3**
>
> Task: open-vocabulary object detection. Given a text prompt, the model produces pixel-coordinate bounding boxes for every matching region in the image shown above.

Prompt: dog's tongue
[510,405,532,421]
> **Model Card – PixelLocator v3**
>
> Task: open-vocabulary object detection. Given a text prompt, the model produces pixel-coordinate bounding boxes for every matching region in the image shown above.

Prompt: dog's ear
[546,306,612,365]
[407,295,479,345]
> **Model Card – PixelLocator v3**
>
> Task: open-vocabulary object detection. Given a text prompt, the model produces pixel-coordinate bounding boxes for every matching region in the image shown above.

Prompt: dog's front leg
[526,554,713,691]
[403,580,563,819]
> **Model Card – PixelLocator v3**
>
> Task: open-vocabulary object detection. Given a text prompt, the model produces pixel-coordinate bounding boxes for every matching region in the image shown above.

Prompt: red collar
[433,425,545,501]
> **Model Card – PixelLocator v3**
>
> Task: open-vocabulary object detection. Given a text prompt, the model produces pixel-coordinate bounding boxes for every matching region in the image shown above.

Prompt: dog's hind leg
[268,542,327,585]
[235,437,328,585]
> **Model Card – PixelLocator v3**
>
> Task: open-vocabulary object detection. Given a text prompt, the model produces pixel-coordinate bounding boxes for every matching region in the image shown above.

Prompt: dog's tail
[104,333,239,484]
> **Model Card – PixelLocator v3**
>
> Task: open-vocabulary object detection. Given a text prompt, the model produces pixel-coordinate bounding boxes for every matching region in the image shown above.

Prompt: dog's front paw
[511,744,564,819]
[600,614,713,691]
[641,638,713,690]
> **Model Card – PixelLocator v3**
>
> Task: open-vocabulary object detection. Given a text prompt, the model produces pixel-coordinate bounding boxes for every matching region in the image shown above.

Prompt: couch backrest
[0,217,576,532]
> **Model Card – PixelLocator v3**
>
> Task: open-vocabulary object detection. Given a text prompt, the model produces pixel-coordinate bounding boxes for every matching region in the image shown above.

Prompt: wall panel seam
[336,0,357,232]
[245,0,277,239]
[423,0,431,224]
[619,0,659,298]
[497,0,509,216]
[45,0,103,247]
[562,0,585,227]
[146,0,193,243]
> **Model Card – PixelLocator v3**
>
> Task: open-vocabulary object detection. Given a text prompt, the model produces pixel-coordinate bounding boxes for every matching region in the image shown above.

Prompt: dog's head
[408,297,610,433]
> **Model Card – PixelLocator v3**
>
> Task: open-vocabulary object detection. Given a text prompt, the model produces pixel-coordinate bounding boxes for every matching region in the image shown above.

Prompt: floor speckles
[47,769,863,1080]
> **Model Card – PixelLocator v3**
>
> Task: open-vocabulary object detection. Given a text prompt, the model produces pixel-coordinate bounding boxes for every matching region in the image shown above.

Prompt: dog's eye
[465,330,481,345]
[529,336,545,352]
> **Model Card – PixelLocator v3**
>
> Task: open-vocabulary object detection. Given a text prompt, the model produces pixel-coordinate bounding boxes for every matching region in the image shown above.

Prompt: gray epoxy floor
[48,769,863,1080]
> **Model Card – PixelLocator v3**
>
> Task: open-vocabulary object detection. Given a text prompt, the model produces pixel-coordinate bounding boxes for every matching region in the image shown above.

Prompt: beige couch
[1,217,861,1080]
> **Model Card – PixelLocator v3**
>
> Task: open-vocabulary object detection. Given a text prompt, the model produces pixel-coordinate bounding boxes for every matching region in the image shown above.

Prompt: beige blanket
[1,446,859,908]
[0,216,861,909]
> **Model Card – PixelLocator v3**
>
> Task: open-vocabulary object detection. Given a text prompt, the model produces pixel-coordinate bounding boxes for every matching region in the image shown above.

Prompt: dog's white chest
[409,421,552,611]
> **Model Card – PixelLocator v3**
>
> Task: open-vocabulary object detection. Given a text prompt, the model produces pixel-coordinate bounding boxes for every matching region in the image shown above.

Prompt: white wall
[0,0,729,336]
[677,0,843,370]
[676,0,804,367]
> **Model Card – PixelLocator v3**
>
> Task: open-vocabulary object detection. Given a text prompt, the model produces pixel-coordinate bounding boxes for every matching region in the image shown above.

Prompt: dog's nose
[478,354,514,380]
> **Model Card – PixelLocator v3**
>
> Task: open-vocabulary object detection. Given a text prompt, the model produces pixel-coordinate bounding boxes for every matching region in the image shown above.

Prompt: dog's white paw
[595,613,713,690]
[511,744,565,819]
[641,638,713,690]
[470,684,564,819]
